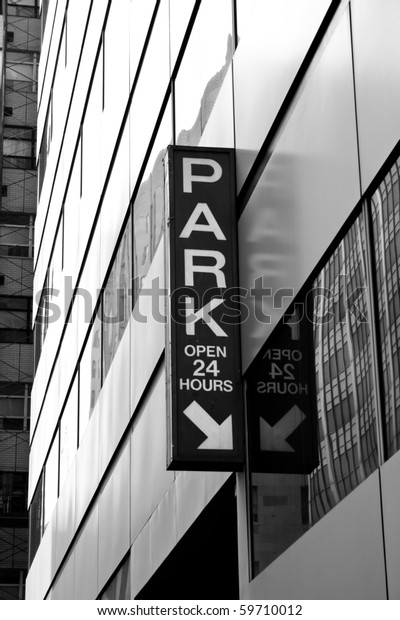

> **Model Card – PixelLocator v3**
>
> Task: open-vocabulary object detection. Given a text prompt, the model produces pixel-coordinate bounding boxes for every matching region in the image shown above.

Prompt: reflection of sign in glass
[166,146,243,471]
[246,303,318,473]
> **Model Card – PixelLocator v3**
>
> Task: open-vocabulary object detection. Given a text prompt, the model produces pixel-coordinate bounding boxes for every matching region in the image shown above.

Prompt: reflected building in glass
[27,0,400,601]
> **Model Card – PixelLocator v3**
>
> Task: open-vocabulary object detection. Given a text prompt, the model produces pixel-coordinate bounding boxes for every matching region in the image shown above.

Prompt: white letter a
[179,203,226,240]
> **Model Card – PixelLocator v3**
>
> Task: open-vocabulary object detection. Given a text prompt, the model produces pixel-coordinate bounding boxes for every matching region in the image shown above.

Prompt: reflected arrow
[183,400,233,450]
[260,405,306,452]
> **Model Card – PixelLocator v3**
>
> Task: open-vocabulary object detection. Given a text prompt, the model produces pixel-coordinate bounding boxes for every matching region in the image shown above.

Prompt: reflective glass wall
[246,150,400,577]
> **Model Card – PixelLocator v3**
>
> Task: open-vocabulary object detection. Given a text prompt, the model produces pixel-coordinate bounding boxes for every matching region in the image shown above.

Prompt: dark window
[6,31,14,44]
[8,3,39,18]
[1,186,7,197]
[0,296,33,344]
[0,472,28,516]
[0,213,34,259]
[4,107,13,117]
[3,126,36,171]
[0,389,30,431]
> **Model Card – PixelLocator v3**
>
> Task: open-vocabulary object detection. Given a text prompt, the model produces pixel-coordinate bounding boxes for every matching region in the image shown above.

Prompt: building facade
[0,0,40,600]
[27,0,400,600]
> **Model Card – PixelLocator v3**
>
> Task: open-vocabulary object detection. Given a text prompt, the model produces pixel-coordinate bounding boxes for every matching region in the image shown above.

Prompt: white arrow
[183,400,233,450]
[260,405,306,452]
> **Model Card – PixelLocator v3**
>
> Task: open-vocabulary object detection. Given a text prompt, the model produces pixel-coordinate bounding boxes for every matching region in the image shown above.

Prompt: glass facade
[371,159,400,458]
[247,152,400,577]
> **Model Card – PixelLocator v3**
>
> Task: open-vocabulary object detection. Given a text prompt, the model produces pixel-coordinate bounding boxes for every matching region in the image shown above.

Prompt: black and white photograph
[0,0,399,613]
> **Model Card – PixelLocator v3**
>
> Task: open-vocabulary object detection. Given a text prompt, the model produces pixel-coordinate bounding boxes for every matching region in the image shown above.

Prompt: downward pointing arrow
[260,405,306,452]
[183,401,233,450]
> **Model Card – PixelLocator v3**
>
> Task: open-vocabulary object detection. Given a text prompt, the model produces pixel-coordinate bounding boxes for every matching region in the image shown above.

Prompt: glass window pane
[43,432,59,530]
[0,472,28,516]
[103,217,132,380]
[0,396,25,417]
[174,0,233,146]
[246,213,379,577]
[0,224,30,246]
[0,310,27,330]
[132,97,172,299]
[59,375,78,491]
[29,474,43,564]
[79,311,102,444]
[371,156,400,457]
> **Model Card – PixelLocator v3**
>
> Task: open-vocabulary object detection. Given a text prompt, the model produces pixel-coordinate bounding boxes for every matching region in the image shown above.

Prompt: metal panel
[130,367,175,544]
[54,460,76,568]
[351,0,400,191]
[246,471,386,599]
[129,0,158,88]
[131,520,151,599]
[66,0,92,84]
[101,0,130,177]
[169,0,197,75]
[174,0,232,148]
[130,239,166,414]
[99,322,131,476]
[29,346,60,448]
[63,153,81,287]
[79,57,103,258]
[175,470,229,540]
[233,0,333,191]
[74,505,99,600]
[98,442,131,591]
[25,511,58,599]
[380,449,400,599]
[149,484,177,576]
[35,175,65,303]
[77,222,101,352]
[235,0,258,41]
[49,549,75,600]
[51,39,70,153]
[57,299,78,409]
[199,65,234,149]
[239,8,360,371]
[75,398,100,527]
[28,361,60,503]
[100,127,130,282]
[57,0,109,250]
[129,0,169,193]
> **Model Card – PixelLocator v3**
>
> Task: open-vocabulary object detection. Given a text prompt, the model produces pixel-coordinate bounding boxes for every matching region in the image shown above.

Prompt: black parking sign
[165,146,244,471]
